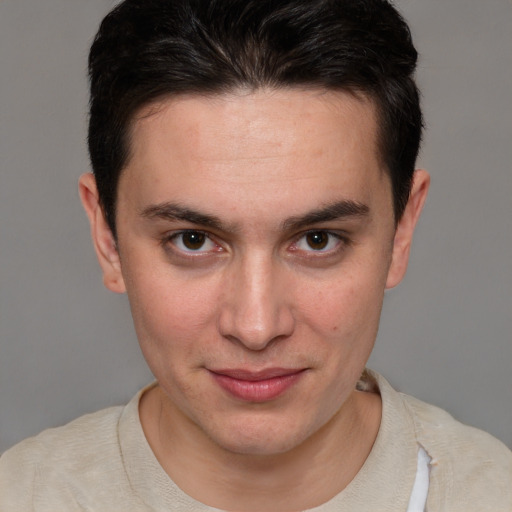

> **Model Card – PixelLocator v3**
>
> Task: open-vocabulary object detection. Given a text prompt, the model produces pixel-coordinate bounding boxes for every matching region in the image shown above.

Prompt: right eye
[167,230,221,254]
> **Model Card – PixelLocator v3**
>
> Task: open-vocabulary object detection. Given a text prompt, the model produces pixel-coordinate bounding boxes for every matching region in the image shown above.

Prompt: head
[80,0,429,459]
[88,0,423,237]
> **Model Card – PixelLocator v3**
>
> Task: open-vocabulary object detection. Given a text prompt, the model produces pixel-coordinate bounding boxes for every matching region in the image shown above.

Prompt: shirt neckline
[118,370,419,511]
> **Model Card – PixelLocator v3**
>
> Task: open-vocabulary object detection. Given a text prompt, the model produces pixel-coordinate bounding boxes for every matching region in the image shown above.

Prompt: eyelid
[163,229,223,255]
[289,229,349,254]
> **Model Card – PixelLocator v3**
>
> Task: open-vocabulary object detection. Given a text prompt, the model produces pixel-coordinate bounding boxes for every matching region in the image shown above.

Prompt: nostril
[218,306,295,352]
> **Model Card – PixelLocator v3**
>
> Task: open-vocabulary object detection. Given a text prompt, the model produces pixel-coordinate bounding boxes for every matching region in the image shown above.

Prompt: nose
[218,252,295,351]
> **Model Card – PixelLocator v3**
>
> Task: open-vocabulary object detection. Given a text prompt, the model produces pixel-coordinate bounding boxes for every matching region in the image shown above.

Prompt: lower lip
[210,371,305,402]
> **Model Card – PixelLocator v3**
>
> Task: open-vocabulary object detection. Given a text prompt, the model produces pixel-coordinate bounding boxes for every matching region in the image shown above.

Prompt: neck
[140,386,381,512]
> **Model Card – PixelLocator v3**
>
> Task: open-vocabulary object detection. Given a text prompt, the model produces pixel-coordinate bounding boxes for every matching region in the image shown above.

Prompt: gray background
[0,0,511,453]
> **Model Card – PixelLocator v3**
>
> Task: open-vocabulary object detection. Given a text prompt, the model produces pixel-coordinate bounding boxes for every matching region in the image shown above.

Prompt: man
[1,0,510,510]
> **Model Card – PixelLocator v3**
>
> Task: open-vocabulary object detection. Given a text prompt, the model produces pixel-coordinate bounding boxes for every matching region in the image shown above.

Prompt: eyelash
[161,229,349,258]
[162,230,223,255]
[290,230,348,256]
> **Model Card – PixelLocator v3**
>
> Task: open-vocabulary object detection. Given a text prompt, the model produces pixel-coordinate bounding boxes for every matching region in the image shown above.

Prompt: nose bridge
[219,250,294,350]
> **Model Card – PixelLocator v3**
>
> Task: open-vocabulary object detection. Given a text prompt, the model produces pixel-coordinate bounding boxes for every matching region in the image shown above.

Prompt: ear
[79,173,126,293]
[386,169,430,289]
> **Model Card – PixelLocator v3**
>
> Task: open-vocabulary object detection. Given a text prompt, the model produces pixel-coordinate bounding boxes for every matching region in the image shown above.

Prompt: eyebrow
[281,200,370,231]
[140,199,370,233]
[140,203,231,232]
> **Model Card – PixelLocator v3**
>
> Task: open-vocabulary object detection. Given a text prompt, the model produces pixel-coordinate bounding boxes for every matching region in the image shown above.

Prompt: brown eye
[293,231,343,254]
[181,231,206,250]
[166,230,222,256]
[306,231,329,250]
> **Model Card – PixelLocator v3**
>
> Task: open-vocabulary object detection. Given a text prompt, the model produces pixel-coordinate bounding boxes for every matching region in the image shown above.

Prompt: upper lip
[209,368,306,381]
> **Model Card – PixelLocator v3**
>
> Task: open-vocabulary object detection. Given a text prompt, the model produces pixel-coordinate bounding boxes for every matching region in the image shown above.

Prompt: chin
[216,435,305,457]
[204,414,318,457]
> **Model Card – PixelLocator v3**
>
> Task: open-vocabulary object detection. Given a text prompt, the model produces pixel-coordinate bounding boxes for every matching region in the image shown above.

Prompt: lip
[209,368,306,402]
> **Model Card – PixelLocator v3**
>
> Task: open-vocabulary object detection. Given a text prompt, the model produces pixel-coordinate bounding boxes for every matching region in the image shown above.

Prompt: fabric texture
[1,371,510,511]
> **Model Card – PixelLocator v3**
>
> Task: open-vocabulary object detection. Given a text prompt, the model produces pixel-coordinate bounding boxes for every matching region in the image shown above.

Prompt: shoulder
[0,404,124,466]
[401,392,512,510]
[0,406,127,511]
[401,391,512,467]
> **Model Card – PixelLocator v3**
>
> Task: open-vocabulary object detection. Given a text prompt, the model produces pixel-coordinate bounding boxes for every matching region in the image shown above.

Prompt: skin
[80,88,429,511]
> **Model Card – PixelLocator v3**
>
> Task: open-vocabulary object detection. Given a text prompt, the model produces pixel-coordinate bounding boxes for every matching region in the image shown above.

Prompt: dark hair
[88,0,422,236]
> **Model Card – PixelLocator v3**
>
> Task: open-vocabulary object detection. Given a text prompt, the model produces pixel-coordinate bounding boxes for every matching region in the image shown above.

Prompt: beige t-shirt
[1,371,511,511]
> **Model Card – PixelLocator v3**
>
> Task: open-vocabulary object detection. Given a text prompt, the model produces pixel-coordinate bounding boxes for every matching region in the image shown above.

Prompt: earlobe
[385,169,430,289]
[78,173,126,294]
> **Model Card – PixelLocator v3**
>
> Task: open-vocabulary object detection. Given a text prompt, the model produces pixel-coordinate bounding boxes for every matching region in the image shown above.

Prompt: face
[81,89,428,456]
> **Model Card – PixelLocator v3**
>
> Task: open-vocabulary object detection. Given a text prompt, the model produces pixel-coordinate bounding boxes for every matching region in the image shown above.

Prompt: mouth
[208,368,307,402]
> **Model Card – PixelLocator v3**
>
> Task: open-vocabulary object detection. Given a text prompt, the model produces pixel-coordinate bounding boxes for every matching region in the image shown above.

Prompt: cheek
[124,268,220,360]
[297,270,386,351]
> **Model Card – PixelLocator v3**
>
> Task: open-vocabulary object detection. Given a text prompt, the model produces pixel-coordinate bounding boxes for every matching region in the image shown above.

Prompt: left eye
[294,231,342,252]
[170,231,219,253]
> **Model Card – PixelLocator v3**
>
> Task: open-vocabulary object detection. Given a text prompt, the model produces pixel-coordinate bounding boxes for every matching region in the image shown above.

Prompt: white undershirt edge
[406,446,431,512]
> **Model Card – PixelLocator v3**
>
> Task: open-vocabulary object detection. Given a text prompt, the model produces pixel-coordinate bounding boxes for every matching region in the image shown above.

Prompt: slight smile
[209,368,308,402]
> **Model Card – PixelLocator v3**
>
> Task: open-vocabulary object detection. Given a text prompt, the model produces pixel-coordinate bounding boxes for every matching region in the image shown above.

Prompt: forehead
[131,89,379,156]
[120,88,390,222]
